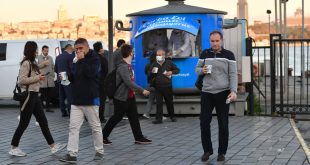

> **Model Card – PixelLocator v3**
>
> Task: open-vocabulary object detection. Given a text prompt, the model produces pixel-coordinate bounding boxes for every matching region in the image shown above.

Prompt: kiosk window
[0,43,7,61]
[142,29,201,58]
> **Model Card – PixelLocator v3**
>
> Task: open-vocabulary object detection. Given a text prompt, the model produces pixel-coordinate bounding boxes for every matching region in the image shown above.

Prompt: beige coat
[18,60,41,92]
[37,54,55,88]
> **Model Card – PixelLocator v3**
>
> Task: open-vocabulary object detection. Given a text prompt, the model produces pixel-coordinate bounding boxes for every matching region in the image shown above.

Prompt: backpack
[104,68,122,99]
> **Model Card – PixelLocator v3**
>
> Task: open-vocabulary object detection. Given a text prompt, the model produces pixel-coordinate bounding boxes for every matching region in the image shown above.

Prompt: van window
[0,43,7,61]
[60,41,74,52]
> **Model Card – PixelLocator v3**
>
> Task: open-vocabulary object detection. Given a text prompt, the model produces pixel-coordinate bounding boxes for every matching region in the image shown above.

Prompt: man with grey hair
[195,30,237,162]
[149,49,180,124]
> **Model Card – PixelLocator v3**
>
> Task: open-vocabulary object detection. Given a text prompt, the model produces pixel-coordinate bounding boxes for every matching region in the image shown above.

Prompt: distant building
[287,8,310,27]
[58,5,67,21]
[237,0,248,21]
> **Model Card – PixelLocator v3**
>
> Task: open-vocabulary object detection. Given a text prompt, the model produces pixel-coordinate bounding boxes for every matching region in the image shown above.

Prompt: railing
[249,35,310,116]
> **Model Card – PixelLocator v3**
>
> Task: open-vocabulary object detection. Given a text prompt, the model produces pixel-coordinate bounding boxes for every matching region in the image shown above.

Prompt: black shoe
[135,137,152,144]
[201,152,212,162]
[171,117,177,122]
[62,113,69,117]
[152,120,163,124]
[59,154,77,163]
[94,152,104,160]
[103,138,112,145]
[46,109,54,112]
[217,154,225,161]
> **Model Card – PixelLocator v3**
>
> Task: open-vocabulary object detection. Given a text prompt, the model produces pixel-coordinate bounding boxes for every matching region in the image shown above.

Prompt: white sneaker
[143,114,150,119]
[9,148,26,157]
[35,122,40,126]
[51,143,66,154]
[123,117,128,120]
[163,116,167,120]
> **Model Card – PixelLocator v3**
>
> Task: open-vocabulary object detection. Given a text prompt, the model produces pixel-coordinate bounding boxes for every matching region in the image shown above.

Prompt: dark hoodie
[68,49,101,105]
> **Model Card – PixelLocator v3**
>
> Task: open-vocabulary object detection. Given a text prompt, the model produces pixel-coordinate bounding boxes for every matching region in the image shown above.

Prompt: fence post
[246,37,254,115]
[270,34,275,115]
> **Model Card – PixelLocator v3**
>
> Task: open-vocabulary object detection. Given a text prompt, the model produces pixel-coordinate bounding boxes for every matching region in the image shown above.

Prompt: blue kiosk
[116,0,237,94]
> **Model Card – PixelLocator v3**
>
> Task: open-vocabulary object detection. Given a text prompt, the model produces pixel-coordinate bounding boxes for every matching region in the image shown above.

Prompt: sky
[0,0,308,24]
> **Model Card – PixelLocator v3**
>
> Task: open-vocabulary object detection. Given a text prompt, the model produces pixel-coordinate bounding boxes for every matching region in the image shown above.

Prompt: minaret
[58,5,67,21]
[237,0,248,21]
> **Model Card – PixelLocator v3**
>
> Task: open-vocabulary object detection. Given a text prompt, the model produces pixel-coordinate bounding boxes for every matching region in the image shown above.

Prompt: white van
[0,39,75,99]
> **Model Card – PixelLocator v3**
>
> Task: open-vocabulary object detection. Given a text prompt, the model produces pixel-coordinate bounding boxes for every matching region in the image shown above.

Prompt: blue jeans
[200,90,230,155]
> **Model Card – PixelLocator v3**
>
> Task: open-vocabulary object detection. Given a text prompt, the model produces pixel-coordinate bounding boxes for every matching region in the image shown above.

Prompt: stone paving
[0,107,310,165]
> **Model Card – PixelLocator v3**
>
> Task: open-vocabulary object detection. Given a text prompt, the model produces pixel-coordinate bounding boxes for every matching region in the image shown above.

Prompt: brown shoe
[217,154,225,161]
[201,152,211,162]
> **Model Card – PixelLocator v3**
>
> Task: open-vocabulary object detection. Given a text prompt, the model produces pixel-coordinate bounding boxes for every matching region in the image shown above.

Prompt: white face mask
[156,56,163,61]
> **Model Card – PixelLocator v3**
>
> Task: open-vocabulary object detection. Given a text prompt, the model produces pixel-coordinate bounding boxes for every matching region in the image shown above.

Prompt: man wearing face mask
[149,49,180,124]
[168,29,192,58]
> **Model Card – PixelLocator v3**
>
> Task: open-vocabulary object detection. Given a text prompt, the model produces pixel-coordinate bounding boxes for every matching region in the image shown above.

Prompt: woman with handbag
[9,41,66,157]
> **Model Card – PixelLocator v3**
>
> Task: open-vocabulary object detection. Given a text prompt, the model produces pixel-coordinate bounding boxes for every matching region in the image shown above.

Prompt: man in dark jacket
[55,44,74,117]
[113,39,125,69]
[93,42,108,123]
[150,49,180,124]
[59,38,104,163]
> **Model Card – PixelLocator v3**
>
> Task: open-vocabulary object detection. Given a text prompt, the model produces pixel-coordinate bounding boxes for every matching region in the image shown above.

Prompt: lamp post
[267,10,272,34]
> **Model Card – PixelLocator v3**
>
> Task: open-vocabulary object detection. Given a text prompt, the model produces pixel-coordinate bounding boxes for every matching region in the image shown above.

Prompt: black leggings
[11,92,54,147]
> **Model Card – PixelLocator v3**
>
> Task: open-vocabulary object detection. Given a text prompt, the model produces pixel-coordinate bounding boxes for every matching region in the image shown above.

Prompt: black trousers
[11,92,54,147]
[59,84,72,115]
[200,90,230,155]
[99,84,107,121]
[102,97,143,140]
[40,87,53,109]
[155,86,175,121]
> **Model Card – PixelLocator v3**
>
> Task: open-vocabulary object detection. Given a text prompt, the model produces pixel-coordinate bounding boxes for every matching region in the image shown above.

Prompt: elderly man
[149,49,180,124]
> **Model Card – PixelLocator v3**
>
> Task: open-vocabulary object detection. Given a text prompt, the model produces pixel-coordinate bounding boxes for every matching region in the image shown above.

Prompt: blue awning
[134,15,200,38]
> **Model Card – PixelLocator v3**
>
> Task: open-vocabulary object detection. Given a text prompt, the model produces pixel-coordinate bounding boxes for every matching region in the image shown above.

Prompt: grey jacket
[18,60,41,92]
[37,54,55,88]
[114,60,144,101]
[195,48,237,94]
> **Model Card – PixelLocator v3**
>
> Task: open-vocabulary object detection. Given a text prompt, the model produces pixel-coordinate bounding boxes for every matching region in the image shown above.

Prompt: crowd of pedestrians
[10,30,237,163]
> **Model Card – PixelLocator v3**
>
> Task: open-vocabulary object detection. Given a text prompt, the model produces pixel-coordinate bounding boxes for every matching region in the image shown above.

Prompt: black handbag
[195,74,204,91]
[13,62,31,102]
[195,59,205,91]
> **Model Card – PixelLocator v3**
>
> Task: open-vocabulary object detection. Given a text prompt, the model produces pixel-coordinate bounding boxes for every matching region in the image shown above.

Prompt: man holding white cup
[195,31,237,162]
[149,49,180,124]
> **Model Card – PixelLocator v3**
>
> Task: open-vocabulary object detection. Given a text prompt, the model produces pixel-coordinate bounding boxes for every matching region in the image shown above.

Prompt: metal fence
[249,34,310,116]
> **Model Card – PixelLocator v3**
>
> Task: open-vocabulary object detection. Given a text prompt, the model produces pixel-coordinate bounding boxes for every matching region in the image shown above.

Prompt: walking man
[102,44,152,145]
[59,38,104,163]
[195,31,237,162]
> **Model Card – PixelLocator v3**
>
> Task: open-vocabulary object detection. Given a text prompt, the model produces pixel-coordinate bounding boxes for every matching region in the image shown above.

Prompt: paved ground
[0,107,310,165]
